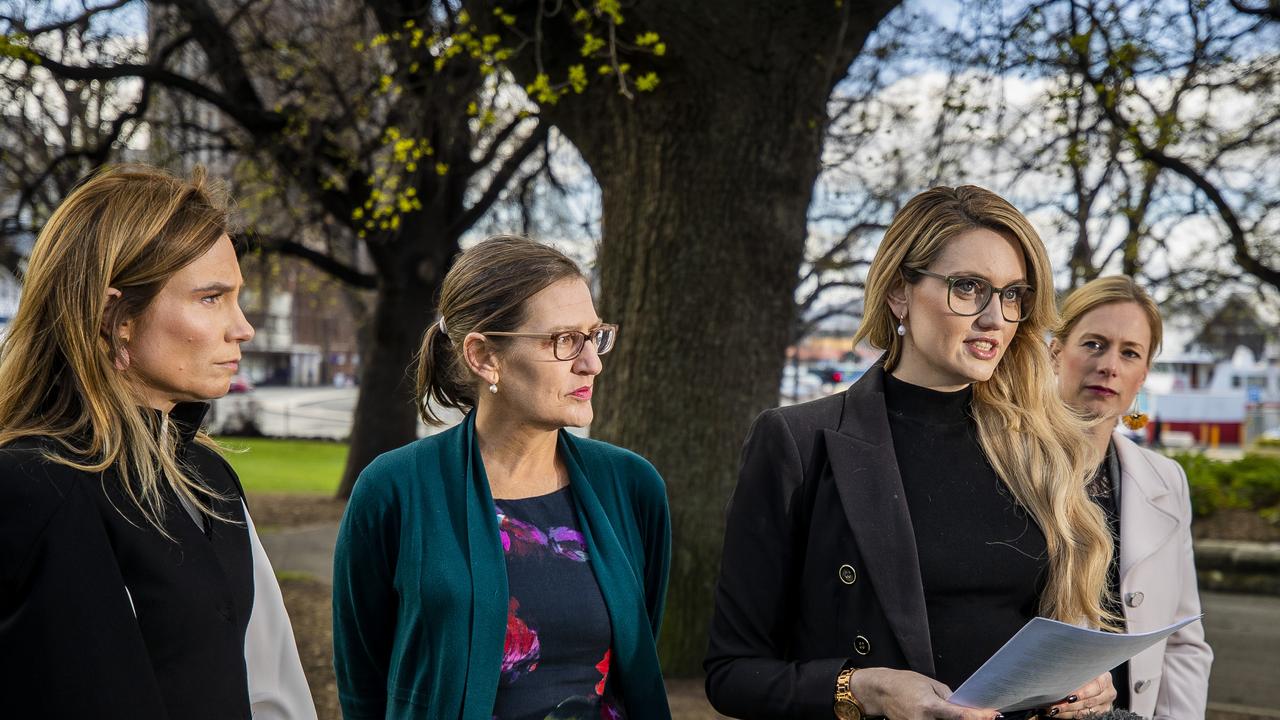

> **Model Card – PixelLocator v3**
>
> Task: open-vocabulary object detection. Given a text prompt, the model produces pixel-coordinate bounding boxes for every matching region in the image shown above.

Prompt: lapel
[824,364,936,676]
[559,433,663,702]
[446,414,507,719]
[1113,433,1178,585]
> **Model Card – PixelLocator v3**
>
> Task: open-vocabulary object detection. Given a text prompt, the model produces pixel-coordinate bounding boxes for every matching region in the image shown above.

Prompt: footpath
[259,526,1280,719]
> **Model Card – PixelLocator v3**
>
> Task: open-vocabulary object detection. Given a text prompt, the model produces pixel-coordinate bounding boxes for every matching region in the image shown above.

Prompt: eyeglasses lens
[593,326,615,355]
[948,279,1031,322]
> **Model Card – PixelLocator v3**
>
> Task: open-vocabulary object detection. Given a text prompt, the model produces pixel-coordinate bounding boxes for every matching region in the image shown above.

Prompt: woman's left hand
[1043,672,1116,718]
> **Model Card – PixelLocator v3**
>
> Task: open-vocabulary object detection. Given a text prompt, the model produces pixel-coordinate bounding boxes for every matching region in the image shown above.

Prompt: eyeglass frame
[481,323,619,361]
[900,267,1035,323]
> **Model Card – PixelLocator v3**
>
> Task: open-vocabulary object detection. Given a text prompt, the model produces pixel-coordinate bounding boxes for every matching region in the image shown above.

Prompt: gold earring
[1121,399,1149,431]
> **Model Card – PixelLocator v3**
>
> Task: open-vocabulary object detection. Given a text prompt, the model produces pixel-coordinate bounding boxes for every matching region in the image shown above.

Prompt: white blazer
[1114,433,1213,719]
[244,506,318,720]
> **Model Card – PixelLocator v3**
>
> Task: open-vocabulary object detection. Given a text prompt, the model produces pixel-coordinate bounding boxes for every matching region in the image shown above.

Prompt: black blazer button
[854,635,871,656]
[838,564,857,585]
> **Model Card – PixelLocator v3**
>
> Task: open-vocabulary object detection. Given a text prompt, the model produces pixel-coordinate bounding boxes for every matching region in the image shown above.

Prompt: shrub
[1171,452,1280,521]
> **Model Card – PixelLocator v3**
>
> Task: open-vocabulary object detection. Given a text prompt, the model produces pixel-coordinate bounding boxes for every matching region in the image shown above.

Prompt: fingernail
[1067,695,1078,703]
[1049,709,1060,717]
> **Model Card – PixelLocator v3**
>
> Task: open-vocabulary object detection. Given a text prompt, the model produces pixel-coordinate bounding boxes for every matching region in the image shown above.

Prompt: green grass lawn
[215,437,347,494]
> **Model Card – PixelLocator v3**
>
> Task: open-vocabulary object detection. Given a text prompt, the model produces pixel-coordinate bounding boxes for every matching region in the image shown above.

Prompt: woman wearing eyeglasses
[1050,276,1212,719]
[706,186,1117,720]
[332,235,672,719]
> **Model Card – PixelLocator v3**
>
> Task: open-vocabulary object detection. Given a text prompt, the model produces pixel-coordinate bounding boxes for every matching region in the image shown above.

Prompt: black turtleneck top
[883,372,1049,691]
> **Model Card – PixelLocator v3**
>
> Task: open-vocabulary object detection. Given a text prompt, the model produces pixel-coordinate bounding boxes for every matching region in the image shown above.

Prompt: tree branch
[446,119,549,241]
[253,235,378,289]
[1229,0,1280,21]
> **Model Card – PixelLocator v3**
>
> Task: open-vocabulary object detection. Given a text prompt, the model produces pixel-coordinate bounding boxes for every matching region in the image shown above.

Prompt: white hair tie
[437,316,447,334]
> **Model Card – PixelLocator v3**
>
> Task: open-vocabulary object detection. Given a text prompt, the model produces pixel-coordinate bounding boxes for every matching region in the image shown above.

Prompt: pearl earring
[489,382,498,394]
[896,318,906,336]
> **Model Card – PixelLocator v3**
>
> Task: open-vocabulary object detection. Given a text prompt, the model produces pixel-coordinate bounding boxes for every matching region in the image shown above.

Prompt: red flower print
[594,648,611,696]
[501,597,540,682]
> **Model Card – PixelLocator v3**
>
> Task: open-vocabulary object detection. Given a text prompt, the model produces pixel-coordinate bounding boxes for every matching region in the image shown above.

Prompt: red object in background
[831,371,843,383]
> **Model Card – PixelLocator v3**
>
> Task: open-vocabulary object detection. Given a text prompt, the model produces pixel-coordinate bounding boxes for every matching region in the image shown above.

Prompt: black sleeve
[0,456,170,719]
[704,409,846,720]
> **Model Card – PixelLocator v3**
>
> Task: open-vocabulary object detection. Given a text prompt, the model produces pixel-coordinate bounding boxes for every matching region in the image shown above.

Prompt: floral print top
[491,487,623,720]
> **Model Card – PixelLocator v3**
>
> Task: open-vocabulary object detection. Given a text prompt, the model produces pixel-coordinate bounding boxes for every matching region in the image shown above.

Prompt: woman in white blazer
[1050,276,1213,719]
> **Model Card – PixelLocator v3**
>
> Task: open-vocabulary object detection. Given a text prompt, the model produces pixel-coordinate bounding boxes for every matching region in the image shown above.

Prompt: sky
[4,0,1276,339]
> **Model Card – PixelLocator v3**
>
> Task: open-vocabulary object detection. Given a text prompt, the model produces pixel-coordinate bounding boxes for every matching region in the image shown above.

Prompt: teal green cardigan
[332,413,672,719]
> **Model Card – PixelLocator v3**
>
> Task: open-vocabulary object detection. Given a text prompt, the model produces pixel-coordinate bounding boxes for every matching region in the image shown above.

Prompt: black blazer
[705,364,938,720]
[0,403,254,720]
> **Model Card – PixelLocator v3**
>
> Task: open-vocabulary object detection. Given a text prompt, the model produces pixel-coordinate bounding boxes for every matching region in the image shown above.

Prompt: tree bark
[335,212,457,498]
[493,0,903,674]
[590,105,819,675]
[338,279,435,497]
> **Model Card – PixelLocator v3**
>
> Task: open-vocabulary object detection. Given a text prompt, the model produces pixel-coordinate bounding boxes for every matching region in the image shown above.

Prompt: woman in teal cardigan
[333,235,672,720]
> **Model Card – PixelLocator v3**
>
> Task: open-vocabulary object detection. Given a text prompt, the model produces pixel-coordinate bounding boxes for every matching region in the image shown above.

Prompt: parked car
[810,365,865,388]
[205,392,262,436]
[809,366,847,384]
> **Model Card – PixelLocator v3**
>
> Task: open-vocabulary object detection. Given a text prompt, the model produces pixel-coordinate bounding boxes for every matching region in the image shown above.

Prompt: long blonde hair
[854,185,1117,629]
[0,164,233,531]
[1054,275,1163,367]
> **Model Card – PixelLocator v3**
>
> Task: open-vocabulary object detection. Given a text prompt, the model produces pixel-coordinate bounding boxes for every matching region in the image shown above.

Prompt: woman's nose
[574,341,603,375]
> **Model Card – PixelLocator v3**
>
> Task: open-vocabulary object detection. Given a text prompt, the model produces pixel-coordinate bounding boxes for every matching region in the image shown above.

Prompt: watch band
[834,666,866,720]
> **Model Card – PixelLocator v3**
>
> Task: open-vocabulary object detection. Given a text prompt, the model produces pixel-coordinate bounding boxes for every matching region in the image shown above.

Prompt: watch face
[834,702,861,720]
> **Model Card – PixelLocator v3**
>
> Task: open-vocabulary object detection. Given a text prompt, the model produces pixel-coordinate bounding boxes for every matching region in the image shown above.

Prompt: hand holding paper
[948,614,1202,712]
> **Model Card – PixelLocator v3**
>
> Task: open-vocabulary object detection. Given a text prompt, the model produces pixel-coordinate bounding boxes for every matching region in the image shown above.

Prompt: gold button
[838,564,857,585]
[854,635,871,655]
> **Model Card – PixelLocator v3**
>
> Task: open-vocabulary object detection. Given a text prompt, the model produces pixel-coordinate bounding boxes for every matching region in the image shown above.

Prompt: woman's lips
[570,386,592,400]
[964,338,999,361]
[1085,385,1118,397]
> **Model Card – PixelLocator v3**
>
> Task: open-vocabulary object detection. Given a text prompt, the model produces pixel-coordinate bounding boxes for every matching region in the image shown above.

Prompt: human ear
[102,287,133,370]
[886,276,910,323]
[462,332,500,386]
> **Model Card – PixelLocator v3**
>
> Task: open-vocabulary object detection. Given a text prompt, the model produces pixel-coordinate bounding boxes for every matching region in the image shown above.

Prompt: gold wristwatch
[834,666,866,720]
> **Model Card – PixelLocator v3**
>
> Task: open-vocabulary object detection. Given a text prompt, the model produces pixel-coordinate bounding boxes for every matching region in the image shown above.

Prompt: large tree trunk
[501,2,903,675]
[336,275,438,498]
[591,103,817,676]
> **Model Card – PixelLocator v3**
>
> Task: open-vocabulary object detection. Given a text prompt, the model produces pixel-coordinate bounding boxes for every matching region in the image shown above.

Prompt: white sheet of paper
[948,614,1202,712]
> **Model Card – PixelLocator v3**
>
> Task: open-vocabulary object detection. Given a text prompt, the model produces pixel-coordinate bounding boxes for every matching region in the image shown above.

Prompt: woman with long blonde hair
[706,185,1117,720]
[0,165,314,719]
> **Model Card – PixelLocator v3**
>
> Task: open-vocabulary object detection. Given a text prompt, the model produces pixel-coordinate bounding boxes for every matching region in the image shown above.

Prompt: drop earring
[489,377,498,394]
[896,316,907,337]
[1121,398,1148,431]
[113,337,131,371]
